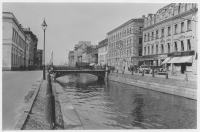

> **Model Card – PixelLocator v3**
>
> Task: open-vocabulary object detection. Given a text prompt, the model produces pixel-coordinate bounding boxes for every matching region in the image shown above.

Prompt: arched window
[181,41,184,51]
[174,42,178,51]
[168,43,170,53]
[161,44,164,53]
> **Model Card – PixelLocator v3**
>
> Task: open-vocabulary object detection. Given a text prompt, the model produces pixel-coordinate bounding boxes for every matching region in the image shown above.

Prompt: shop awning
[161,57,171,64]
[167,57,181,63]
[176,56,193,63]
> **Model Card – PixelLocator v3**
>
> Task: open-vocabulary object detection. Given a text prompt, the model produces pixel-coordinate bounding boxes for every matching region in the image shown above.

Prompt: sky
[2,2,170,65]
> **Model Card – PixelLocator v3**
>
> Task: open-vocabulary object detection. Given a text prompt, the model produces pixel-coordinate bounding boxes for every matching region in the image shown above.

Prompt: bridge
[49,65,110,81]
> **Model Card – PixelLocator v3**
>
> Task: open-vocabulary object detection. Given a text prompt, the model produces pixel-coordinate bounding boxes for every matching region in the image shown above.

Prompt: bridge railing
[52,66,106,71]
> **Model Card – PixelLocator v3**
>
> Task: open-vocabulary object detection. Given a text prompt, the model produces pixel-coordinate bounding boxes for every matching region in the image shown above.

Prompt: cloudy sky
[3,1,169,65]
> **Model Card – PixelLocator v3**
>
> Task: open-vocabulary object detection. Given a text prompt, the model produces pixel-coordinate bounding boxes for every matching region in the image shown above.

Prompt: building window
[168,43,170,53]
[156,45,158,54]
[168,26,171,36]
[152,45,154,54]
[139,27,143,33]
[144,34,146,42]
[181,41,184,51]
[181,22,184,33]
[161,28,164,38]
[151,32,154,40]
[187,39,191,50]
[174,24,178,34]
[144,47,146,55]
[156,30,159,39]
[139,38,142,44]
[174,42,178,51]
[187,20,192,31]
[139,49,142,56]
[148,46,150,55]
[161,44,164,53]
[148,33,150,41]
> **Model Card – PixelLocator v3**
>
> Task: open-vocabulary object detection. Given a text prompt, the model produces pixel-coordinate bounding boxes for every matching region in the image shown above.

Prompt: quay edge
[108,73,197,100]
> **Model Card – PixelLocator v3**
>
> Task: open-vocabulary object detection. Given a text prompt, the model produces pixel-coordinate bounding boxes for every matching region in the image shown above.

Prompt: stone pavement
[18,78,83,130]
[22,80,64,130]
[114,70,197,83]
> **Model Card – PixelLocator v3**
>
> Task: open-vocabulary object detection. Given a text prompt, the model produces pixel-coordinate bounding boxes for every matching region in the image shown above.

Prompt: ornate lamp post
[41,18,48,80]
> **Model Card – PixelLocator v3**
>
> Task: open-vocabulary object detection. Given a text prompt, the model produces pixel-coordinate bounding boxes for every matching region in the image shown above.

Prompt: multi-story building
[68,51,75,66]
[143,3,198,74]
[107,16,145,70]
[91,45,98,64]
[98,38,108,66]
[23,27,38,67]
[3,12,29,70]
[74,41,91,63]
[36,49,43,69]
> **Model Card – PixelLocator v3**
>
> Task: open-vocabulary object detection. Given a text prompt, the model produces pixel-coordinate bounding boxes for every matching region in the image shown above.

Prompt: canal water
[57,73,196,129]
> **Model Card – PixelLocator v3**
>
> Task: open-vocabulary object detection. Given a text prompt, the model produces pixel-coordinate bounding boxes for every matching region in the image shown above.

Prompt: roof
[3,12,27,38]
[107,16,145,35]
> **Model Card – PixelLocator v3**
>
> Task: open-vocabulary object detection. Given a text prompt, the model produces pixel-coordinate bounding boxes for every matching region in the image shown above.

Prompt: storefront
[162,50,196,73]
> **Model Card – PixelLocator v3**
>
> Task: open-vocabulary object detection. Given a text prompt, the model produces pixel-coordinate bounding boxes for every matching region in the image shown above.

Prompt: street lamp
[41,18,48,80]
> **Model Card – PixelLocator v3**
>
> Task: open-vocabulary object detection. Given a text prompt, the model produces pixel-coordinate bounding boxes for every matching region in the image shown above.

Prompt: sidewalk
[22,80,64,130]
[114,70,197,83]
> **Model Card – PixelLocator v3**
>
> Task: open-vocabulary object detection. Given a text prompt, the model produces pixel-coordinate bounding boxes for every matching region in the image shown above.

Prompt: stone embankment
[108,73,197,100]
[14,77,83,130]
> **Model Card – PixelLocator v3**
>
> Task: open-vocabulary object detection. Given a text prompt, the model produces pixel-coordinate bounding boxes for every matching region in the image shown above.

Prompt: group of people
[19,65,35,71]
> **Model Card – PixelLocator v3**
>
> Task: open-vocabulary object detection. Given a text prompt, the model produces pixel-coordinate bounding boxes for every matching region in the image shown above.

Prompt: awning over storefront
[167,57,181,63]
[176,56,193,63]
[161,57,171,64]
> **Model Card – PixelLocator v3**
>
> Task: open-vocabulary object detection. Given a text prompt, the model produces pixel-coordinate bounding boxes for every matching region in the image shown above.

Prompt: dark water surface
[57,74,196,129]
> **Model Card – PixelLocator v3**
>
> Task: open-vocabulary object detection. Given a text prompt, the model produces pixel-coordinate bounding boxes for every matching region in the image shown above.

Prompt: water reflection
[131,94,144,128]
[57,74,197,129]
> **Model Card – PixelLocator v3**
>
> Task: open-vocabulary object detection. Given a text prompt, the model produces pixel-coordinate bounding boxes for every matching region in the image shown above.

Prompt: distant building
[74,41,91,63]
[68,51,75,66]
[91,45,98,64]
[107,16,145,70]
[2,12,29,70]
[98,38,108,66]
[23,27,38,67]
[143,3,198,74]
[36,49,43,69]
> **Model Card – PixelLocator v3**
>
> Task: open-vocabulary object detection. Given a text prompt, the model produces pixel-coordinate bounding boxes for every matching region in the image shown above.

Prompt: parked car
[138,65,150,73]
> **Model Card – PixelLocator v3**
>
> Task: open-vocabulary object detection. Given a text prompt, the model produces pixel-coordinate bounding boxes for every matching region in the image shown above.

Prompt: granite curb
[53,82,84,130]
[13,77,43,130]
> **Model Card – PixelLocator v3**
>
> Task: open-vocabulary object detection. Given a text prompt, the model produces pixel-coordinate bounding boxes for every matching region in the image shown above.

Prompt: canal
[57,73,196,129]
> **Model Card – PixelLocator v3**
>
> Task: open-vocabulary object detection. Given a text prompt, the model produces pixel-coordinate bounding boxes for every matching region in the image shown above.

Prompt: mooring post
[142,70,144,76]
[185,74,188,81]
[166,72,168,79]
[152,68,155,77]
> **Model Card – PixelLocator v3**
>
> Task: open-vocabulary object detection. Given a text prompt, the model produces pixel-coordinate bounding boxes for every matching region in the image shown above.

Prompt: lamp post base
[43,66,46,80]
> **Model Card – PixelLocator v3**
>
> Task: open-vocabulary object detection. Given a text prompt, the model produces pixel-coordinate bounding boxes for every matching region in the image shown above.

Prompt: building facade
[23,28,38,67]
[73,41,91,63]
[3,12,29,70]
[107,16,145,70]
[143,3,198,74]
[98,38,108,66]
[68,51,75,66]
[36,49,43,69]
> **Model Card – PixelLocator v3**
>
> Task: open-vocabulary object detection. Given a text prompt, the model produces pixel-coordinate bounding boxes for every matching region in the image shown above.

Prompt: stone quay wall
[108,73,197,100]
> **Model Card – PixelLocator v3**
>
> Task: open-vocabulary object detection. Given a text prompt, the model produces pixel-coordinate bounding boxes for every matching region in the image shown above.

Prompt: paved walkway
[22,80,64,130]
[113,70,197,83]
[2,71,42,130]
